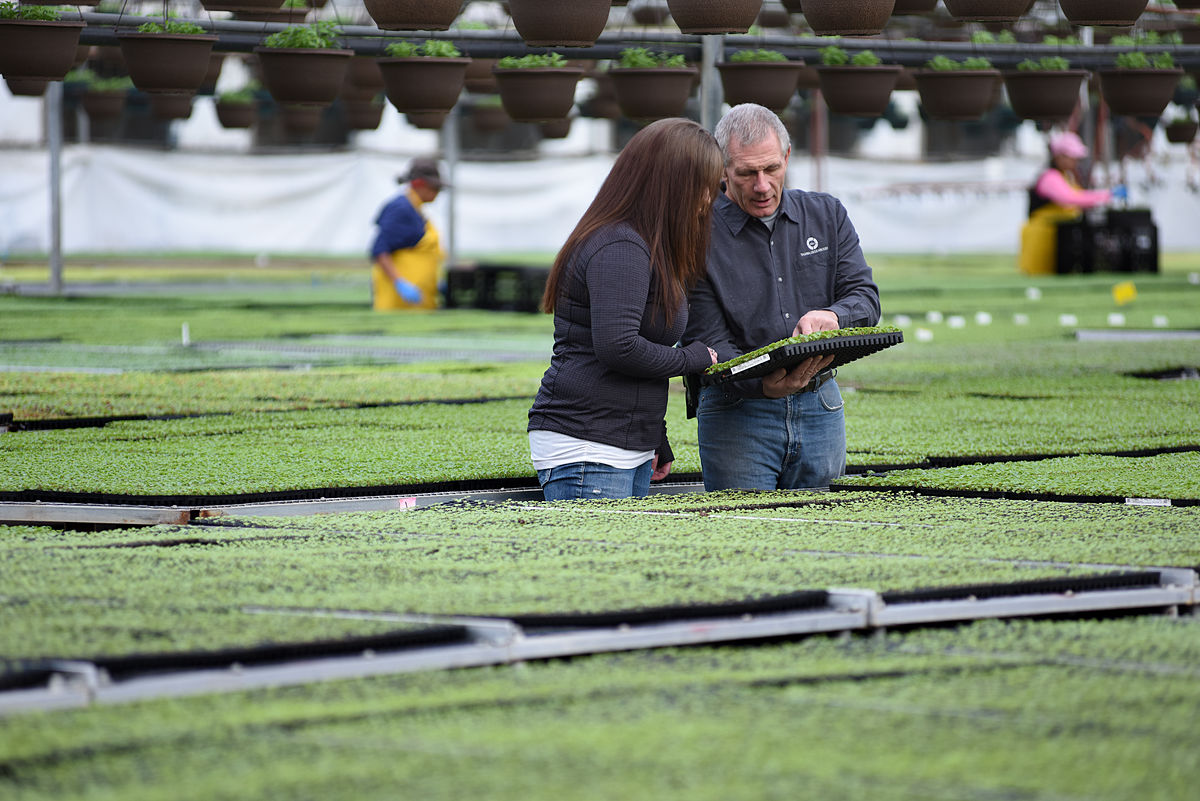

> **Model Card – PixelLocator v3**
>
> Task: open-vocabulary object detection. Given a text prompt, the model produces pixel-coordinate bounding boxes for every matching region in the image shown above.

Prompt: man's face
[723,133,790,218]
[412,179,440,203]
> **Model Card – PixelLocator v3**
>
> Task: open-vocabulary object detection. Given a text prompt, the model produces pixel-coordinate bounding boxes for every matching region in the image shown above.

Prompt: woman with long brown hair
[527,117,723,500]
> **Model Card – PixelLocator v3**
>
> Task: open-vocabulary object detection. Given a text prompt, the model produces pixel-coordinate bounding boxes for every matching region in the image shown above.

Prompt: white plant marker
[974,311,992,325]
[948,315,966,329]
[1107,313,1126,327]
[1013,313,1030,325]
[181,322,191,347]
[1026,287,1042,301]
[925,311,944,324]
[894,314,912,327]
[1152,315,1169,328]
[1058,313,1077,326]
[1189,273,1199,286]
[916,328,934,342]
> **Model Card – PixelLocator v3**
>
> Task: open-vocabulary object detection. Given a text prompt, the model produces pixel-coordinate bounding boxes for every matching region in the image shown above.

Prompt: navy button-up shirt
[682,189,881,397]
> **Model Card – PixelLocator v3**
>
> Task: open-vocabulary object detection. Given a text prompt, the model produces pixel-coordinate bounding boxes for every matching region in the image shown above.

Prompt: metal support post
[46,80,64,295]
[700,34,723,132]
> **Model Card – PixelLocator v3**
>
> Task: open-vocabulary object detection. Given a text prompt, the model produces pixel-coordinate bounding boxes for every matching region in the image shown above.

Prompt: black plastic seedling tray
[703,330,904,385]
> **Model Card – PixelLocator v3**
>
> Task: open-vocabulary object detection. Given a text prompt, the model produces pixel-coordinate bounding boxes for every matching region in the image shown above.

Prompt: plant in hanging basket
[799,0,894,37]
[609,47,697,121]
[215,84,260,129]
[67,69,133,120]
[377,39,470,113]
[814,46,902,118]
[233,0,310,25]
[666,0,763,34]
[1057,0,1148,27]
[117,20,218,95]
[0,3,86,81]
[362,0,464,31]
[717,48,803,113]
[492,52,584,122]
[1001,55,1089,122]
[468,95,510,133]
[943,0,1030,23]
[507,0,611,47]
[253,22,354,107]
[915,55,1002,121]
[1097,50,1184,117]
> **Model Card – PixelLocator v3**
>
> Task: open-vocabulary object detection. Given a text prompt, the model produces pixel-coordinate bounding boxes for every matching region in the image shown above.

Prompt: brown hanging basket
[892,0,938,13]
[943,0,1030,23]
[1057,0,1148,26]
[815,65,903,118]
[800,0,894,36]
[407,110,450,130]
[609,66,698,120]
[493,66,584,122]
[1001,70,1088,122]
[666,0,763,35]
[117,32,219,94]
[344,99,385,130]
[377,57,471,113]
[148,92,196,121]
[253,47,355,107]
[915,69,1002,120]
[507,0,611,47]
[215,100,257,129]
[1165,120,1198,144]
[1097,68,1184,117]
[717,60,803,112]
[82,89,129,119]
[281,103,324,133]
[362,0,465,31]
[0,19,86,81]
[539,117,573,140]
[4,76,49,97]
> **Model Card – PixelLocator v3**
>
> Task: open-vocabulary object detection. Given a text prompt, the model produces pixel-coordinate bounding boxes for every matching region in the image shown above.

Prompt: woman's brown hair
[541,117,724,325]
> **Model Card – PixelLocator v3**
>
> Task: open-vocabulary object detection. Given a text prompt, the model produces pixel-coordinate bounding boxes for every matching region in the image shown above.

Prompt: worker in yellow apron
[1019,131,1121,276]
[369,157,447,311]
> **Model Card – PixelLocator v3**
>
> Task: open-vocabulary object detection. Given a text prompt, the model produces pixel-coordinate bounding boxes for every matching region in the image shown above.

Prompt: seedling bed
[832,483,1199,507]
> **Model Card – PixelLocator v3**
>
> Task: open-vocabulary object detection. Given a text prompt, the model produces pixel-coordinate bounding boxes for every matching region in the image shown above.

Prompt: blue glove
[1112,184,1128,201]
[393,277,423,304]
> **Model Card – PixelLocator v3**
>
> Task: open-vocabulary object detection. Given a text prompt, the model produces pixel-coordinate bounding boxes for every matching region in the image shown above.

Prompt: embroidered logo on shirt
[801,236,829,257]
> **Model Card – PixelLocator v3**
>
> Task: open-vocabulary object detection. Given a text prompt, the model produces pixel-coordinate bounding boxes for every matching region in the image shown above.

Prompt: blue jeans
[537,460,653,501]
[696,379,846,491]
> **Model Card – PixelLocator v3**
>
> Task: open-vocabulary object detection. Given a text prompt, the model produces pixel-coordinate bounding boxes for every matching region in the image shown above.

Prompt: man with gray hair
[682,103,881,491]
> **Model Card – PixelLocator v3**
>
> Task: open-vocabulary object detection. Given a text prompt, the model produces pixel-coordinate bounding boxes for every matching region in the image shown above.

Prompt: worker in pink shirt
[1019,131,1126,275]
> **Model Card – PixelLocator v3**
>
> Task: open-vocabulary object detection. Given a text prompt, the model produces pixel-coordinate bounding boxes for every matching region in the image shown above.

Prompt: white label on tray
[730,354,771,375]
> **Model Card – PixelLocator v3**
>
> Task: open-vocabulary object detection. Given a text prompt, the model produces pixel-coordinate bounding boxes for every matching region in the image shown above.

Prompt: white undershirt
[529,430,654,471]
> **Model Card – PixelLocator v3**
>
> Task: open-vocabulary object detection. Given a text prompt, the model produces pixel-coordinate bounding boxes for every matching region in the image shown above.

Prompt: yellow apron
[1018,171,1084,277]
[372,190,445,311]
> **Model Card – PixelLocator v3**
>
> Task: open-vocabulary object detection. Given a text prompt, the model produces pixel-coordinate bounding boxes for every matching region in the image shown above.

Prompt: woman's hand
[651,455,673,481]
[708,347,718,365]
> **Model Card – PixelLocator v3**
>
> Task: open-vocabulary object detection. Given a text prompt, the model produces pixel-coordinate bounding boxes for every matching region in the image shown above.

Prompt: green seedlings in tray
[706,325,902,375]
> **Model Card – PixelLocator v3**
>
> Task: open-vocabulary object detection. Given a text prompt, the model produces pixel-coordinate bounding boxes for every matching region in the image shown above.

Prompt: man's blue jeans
[696,380,846,491]
[537,460,653,501]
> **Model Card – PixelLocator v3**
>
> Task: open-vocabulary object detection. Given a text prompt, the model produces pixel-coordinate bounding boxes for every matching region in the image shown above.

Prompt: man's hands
[651,454,672,481]
[761,309,838,399]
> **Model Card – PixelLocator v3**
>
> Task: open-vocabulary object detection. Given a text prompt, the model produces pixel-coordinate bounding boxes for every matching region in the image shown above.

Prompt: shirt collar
[714,190,799,234]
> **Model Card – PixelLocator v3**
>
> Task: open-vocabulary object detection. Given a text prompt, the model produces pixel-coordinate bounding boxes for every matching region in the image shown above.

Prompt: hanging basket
[464,58,499,93]
[344,98,384,130]
[943,0,1030,23]
[148,91,196,121]
[717,61,802,112]
[82,89,128,119]
[4,76,49,97]
[1097,68,1184,117]
[254,47,355,107]
[892,0,938,13]
[756,4,791,28]
[407,110,450,130]
[815,65,903,118]
[507,0,611,47]
[215,100,257,128]
[377,57,471,112]
[800,0,894,36]
[117,32,219,94]
[1001,70,1088,122]
[281,103,324,133]
[362,0,465,31]
[1164,120,1198,144]
[609,66,697,120]
[915,69,1002,120]
[493,66,584,122]
[0,19,86,80]
[1057,0,1147,26]
[539,117,573,139]
[666,0,763,35]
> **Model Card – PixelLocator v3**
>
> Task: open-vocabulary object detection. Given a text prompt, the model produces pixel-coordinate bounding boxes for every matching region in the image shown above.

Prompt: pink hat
[1049,131,1089,159]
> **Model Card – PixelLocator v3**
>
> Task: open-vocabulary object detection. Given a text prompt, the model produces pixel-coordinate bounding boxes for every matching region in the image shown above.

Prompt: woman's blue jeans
[696,379,846,491]
[537,460,653,501]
